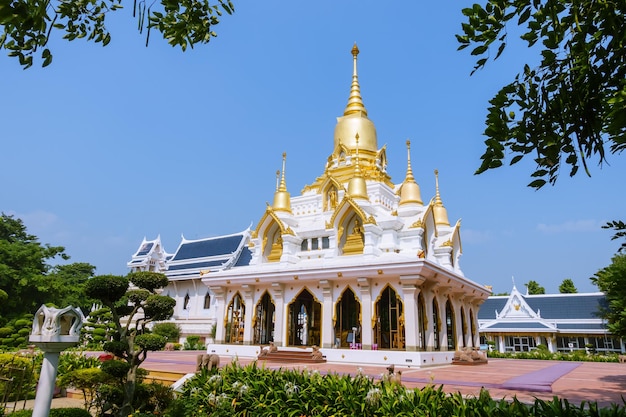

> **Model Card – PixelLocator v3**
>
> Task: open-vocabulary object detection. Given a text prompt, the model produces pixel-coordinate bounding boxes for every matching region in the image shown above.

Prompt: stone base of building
[206,344,454,367]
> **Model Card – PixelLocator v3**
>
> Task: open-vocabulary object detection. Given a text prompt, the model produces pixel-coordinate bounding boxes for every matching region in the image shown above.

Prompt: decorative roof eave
[254,206,293,237]
[328,195,377,229]
[202,256,488,294]
[451,219,462,253]
[497,285,541,319]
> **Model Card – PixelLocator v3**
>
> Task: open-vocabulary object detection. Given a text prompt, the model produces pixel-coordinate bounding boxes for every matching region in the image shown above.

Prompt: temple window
[311,238,319,250]
[183,294,190,310]
[322,236,330,249]
[300,239,308,251]
[203,293,211,309]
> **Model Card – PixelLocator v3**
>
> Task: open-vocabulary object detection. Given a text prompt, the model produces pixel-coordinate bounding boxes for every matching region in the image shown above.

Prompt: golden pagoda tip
[351,43,359,56]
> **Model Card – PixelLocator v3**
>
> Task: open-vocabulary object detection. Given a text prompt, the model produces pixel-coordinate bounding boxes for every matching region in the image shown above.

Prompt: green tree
[46,262,97,311]
[85,271,175,417]
[457,1,626,251]
[525,280,545,295]
[152,321,181,343]
[558,278,578,294]
[591,254,626,338]
[0,0,234,69]
[0,213,68,319]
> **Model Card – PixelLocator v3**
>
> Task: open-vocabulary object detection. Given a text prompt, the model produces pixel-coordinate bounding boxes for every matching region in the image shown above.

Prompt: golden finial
[344,43,367,117]
[279,152,287,192]
[272,152,291,212]
[347,133,368,199]
[433,169,450,226]
[399,139,423,206]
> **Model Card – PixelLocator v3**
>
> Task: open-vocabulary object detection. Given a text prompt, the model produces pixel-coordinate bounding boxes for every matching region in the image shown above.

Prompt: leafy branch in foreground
[0,0,234,68]
[457,0,626,190]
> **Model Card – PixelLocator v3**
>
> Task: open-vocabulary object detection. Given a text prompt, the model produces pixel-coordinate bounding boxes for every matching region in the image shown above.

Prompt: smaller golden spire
[433,169,450,226]
[347,133,369,200]
[273,152,292,212]
[343,43,368,117]
[399,139,423,206]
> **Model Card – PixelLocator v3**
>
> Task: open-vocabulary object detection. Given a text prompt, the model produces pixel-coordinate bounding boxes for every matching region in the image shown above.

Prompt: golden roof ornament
[399,139,423,206]
[333,43,378,155]
[344,43,367,117]
[272,152,292,212]
[347,133,369,200]
[433,169,450,226]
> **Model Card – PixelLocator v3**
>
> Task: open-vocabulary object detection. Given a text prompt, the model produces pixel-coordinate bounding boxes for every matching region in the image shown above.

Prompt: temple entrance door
[253,292,275,345]
[225,293,245,344]
[287,289,321,346]
[417,293,427,351]
[445,299,456,350]
[374,286,404,350]
[334,288,361,348]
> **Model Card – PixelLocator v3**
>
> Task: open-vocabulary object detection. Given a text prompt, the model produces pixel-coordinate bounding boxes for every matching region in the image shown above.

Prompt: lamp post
[29,305,84,417]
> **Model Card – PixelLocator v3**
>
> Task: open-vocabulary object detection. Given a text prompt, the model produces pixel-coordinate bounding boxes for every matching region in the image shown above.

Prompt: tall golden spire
[399,139,423,206]
[347,134,369,200]
[433,169,450,226]
[272,152,292,212]
[343,43,368,117]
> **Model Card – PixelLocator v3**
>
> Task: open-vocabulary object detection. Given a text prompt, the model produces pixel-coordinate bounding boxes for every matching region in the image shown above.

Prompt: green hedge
[171,361,626,417]
[7,408,91,417]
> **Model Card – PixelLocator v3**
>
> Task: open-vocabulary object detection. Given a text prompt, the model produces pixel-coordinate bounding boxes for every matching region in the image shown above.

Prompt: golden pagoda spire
[272,152,292,212]
[399,139,423,206]
[343,43,368,117]
[433,169,450,226]
[347,133,368,200]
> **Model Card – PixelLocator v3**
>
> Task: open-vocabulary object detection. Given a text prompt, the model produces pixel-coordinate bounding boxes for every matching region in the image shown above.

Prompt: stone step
[258,349,326,364]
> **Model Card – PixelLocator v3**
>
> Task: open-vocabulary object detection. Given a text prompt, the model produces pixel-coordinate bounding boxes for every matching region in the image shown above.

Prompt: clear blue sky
[2,2,624,295]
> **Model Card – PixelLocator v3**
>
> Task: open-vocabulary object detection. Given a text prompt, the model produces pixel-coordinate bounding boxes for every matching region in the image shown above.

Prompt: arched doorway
[287,289,321,346]
[432,297,440,350]
[460,307,467,348]
[445,299,456,350]
[417,293,427,351]
[253,292,275,345]
[225,293,245,344]
[334,288,361,348]
[470,309,476,348]
[374,286,404,350]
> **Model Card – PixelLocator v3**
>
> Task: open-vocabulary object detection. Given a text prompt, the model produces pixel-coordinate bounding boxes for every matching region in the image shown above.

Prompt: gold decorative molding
[441,240,453,247]
[410,219,424,229]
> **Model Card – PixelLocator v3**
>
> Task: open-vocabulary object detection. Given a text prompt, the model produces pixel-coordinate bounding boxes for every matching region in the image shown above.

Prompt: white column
[242,285,255,345]
[498,335,505,353]
[358,278,373,350]
[423,291,435,351]
[320,280,334,349]
[211,286,227,344]
[271,283,285,347]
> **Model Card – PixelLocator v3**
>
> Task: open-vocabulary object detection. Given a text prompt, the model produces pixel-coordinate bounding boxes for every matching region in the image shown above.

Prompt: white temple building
[128,44,491,365]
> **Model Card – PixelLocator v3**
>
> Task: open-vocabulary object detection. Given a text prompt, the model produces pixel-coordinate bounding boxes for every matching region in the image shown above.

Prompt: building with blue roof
[478,285,624,353]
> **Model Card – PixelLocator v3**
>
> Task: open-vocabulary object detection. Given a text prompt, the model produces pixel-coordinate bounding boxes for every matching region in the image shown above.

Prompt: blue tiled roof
[526,294,606,320]
[477,298,507,320]
[172,235,243,261]
[234,247,253,267]
[487,322,552,329]
[136,242,153,256]
[167,260,227,271]
[558,323,608,330]
[478,294,606,321]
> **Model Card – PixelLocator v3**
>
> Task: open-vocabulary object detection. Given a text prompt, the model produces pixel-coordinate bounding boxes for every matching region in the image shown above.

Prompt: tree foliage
[591,254,626,338]
[0,213,97,320]
[0,0,234,68]
[457,0,626,190]
[558,278,577,293]
[525,280,545,295]
[85,271,175,417]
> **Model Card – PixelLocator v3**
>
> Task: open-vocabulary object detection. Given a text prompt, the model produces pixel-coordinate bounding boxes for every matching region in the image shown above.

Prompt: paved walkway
[9,351,626,411]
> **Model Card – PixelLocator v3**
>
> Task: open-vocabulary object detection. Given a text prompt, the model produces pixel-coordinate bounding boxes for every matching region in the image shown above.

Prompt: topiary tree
[84,271,175,417]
